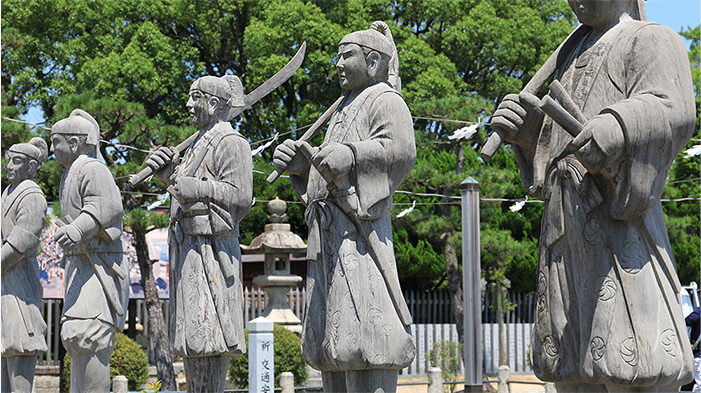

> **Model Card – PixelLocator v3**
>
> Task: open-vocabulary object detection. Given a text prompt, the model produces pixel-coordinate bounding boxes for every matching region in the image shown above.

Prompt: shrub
[428,340,464,393]
[62,332,149,391]
[229,324,307,388]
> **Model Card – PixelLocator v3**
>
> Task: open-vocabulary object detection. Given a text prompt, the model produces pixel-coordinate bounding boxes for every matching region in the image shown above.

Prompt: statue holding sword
[272,22,416,392]
[138,43,305,392]
[489,0,695,391]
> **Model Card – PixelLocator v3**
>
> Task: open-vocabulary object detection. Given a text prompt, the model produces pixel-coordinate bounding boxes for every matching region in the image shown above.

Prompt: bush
[62,332,149,391]
[428,340,464,393]
[229,324,307,388]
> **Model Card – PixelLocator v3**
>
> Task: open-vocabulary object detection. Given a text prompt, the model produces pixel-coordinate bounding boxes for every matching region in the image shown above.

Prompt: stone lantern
[243,197,305,333]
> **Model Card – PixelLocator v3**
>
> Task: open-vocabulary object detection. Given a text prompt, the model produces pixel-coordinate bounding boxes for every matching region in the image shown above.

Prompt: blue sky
[645,0,700,34]
[20,0,701,125]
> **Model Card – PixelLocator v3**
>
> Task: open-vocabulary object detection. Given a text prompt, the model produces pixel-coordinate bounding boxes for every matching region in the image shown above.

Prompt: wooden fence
[242,288,537,325]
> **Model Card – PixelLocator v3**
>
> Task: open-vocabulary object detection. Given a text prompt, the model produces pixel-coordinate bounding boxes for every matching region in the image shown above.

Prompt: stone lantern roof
[242,197,306,254]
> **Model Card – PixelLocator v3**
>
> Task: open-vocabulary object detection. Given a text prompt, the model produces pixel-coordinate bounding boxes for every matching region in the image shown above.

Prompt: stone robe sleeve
[208,134,252,227]
[75,160,123,241]
[3,192,46,269]
[345,91,416,220]
[600,24,695,220]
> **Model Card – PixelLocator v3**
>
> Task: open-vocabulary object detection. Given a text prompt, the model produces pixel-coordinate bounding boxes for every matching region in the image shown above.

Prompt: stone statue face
[186,86,217,128]
[568,0,633,27]
[50,134,78,166]
[5,151,34,183]
[336,43,372,91]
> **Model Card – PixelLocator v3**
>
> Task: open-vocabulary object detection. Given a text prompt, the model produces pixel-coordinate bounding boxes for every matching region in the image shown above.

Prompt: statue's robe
[1,179,47,356]
[512,20,695,386]
[59,155,129,352]
[165,122,251,357]
[291,82,417,371]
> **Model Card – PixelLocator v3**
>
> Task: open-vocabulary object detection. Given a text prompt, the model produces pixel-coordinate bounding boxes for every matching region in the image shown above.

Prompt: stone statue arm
[603,24,695,156]
[345,92,416,220]
[56,161,124,249]
[586,24,695,220]
[490,91,547,197]
[204,135,253,219]
[1,192,46,271]
[144,146,178,185]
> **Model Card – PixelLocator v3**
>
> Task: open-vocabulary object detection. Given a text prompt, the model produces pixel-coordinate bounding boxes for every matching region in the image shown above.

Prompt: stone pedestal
[252,274,303,334]
[243,198,306,334]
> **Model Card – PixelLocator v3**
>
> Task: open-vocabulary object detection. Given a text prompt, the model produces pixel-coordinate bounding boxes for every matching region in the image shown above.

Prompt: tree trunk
[134,230,176,390]
[442,232,464,350]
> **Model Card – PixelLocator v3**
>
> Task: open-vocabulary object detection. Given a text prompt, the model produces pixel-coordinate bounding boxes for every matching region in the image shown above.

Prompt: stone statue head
[187,75,245,128]
[568,0,645,27]
[50,109,100,165]
[6,137,48,184]
[337,23,397,92]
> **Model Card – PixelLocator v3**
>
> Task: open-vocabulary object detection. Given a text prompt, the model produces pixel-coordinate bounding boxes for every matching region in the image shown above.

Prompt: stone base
[34,365,60,393]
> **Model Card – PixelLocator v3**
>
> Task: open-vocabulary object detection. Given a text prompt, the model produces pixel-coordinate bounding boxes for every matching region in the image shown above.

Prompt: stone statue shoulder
[185,123,245,169]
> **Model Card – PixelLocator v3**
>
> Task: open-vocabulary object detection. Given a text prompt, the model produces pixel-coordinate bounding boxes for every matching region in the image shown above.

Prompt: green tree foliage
[2,0,697,302]
[391,0,576,294]
[428,340,464,392]
[664,25,700,285]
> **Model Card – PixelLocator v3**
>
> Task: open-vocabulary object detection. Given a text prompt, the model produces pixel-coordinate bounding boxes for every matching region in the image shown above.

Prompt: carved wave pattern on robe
[543,335,559,358]
[620,336,638,366]
[660,328,680,358]
[590,336,606,361]
[619,240,648,274]
[597,275,617,302]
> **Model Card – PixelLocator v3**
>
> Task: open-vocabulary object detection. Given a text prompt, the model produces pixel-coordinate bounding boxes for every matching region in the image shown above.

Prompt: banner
[38,222,170,299]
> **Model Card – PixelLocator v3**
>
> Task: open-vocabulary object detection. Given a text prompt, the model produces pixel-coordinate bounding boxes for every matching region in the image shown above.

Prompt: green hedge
[62,332,149,391]
[229,324,307,388]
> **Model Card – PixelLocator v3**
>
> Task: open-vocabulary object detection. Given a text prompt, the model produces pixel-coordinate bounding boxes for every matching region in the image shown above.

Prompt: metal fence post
[461,176,482,392]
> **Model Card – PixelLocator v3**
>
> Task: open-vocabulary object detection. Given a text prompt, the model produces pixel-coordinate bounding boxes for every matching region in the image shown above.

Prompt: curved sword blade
[243,41,306,107]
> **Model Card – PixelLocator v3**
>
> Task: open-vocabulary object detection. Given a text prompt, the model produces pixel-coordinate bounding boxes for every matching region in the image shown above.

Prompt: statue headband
[339,29,393,57]
[8,137,48,163]
[51,109,100,146]
[190,75,245,108]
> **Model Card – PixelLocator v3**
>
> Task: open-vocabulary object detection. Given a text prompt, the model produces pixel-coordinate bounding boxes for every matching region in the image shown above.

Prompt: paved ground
[396,374,547,393]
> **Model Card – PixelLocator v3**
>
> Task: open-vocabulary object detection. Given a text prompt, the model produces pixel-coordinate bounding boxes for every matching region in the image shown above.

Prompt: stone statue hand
[145,146,177,172]
[571,113,624,174]
[273,139,311,175]
[491,94,537,144]
[312,142,354,181]
[172,176,209,203]
[54,224,83,250]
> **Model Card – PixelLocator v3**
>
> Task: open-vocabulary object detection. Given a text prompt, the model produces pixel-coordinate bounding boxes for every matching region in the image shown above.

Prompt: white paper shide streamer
[684,144,701,158]
[509,199,526,212]
[251,133,279,156]
[448,122,480,141]
[396,200,416,218]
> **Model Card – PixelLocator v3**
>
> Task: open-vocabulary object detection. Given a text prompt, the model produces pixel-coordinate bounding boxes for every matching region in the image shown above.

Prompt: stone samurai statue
[144,75,252,392]
[51,109,129,393]
[2,138,49,393]
[273,22,416,392]
[490,0,695,391]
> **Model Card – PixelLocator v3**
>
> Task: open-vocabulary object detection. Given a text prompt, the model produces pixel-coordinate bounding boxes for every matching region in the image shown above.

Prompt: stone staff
[481,25,588,161]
